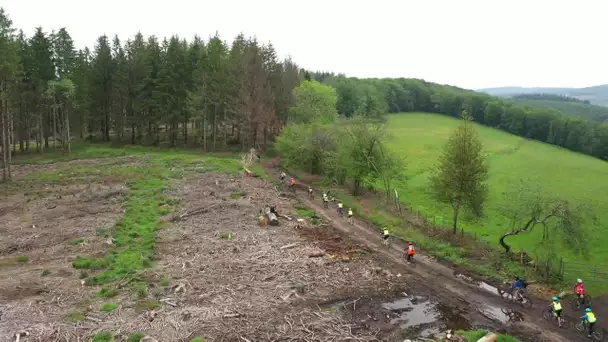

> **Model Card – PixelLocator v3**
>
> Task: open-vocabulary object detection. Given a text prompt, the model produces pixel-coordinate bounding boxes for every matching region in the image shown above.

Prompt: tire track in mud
[267,168,588,341]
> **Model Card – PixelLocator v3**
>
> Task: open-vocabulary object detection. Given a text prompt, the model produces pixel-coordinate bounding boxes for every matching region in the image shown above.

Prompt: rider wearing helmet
[406,241,416,262]
[511,276,526,300]
[347,208,353,218]
[581,307,597,337]
[574,279,586,298]
[337,201,344,215]
[551,296,563,319]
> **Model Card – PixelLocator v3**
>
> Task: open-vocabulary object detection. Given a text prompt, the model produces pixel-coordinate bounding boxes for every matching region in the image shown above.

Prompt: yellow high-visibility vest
[348,210,353,216]
[587,312,597,323]
[338,203,343,208]
[552,302,562,311]
[383,229,389,236]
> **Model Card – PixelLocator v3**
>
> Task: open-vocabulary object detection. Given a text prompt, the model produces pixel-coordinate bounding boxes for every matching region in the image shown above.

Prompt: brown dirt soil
[0,161,128,341]
[151,173,420,341]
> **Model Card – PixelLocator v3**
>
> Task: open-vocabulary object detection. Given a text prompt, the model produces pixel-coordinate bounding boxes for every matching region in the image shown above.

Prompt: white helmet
[577,279,583,283]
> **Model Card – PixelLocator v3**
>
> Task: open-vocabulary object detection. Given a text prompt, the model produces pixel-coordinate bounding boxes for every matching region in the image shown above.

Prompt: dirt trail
[268,168,591,341]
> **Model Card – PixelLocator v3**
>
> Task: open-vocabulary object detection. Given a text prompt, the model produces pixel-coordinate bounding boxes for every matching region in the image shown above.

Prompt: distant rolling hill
[509,97,608,123]
[477,85,608,107]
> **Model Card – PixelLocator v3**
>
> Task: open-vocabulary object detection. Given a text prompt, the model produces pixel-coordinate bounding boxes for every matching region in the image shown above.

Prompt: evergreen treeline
[3,5,608,183]
[0,8,302,182]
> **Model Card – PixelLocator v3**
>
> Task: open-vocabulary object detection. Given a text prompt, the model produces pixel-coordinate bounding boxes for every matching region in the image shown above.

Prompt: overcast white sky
[2,0,606,89]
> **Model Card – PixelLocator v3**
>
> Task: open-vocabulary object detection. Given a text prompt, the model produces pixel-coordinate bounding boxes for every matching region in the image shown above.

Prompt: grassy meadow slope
[387,113,608,272]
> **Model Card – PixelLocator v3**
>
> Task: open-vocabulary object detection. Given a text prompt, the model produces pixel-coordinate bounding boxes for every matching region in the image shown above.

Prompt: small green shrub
[92,332,113,342]
[98,287,119,298]
[126,332,145,342]
[65,311,86,322]
[100,303,118,312]
[16,255,28,263]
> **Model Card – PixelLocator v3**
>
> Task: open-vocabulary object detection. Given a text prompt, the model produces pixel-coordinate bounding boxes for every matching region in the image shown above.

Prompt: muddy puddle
[454,273,525,325]
[382,295,471,338]
[321,291,476,340]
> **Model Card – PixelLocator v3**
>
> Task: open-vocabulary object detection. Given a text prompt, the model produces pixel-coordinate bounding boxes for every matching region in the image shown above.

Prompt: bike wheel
[584,295,592,306]
[592,330,603,340]
[542,308,552,321]
[559,317,569,329]
[571,298,581,310]
[520,296,532,309]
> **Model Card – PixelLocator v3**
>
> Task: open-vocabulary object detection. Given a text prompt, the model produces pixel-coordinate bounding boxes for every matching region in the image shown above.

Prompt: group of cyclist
[282,173,415,261]
[282,172,601,337]
[510,275,597,337]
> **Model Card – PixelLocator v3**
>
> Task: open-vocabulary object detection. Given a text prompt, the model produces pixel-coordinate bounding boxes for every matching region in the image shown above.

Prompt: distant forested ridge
[479,85,608,107]
[510,97,608,124]
[307,72,608,161]
[512,93,589,104]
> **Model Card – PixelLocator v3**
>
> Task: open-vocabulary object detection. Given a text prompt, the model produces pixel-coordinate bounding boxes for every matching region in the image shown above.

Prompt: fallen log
[222,313,243,318]
[172,202,239,222]
[263,206,279,226]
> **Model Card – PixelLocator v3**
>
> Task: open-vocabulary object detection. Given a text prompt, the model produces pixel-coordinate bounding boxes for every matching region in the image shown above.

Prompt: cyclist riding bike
[406,241,416,262]
[574,279,586,298]
[347,208,353,224]
[382,228,390,246]
[510,276,527,301]
[322,192,329,207]
[308,187,313,198]
[581,307,597,338]
[550,296,563,327]
[289,178,296,191]
[280,171,286,181]
[337,201,344,215]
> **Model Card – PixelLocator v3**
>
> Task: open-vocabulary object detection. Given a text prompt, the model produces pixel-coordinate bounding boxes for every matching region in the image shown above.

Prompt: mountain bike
[571,293,592,309]
[575,320,603,340]
[500,288,532,308]
[542,305,568,328]
[382,236,391,248]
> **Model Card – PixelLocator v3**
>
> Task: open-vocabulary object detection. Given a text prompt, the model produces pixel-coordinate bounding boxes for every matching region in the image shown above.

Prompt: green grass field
[387,113,608,287]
